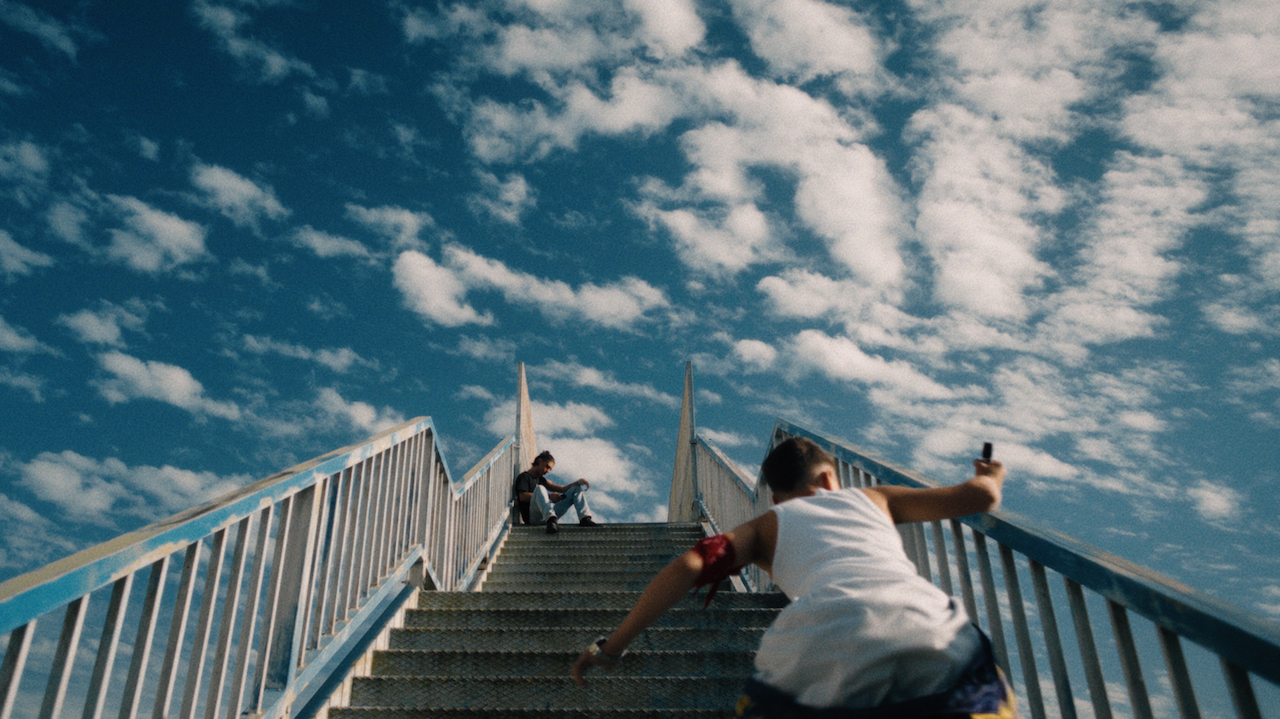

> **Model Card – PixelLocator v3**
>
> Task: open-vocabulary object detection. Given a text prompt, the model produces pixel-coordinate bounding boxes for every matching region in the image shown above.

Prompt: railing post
[263,485,321,693]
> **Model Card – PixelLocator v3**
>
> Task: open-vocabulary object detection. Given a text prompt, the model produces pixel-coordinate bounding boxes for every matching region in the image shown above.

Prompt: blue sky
[1,0,1278,624]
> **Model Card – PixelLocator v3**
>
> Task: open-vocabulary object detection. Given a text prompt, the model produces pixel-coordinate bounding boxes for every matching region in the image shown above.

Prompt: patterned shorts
[734,635,1017,719]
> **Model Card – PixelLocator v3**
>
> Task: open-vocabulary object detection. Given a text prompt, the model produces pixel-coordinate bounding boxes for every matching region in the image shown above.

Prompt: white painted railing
[0,417,518,719]
[678,414,1280,719]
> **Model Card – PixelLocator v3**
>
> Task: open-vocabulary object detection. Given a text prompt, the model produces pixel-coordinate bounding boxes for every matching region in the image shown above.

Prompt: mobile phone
[981,442,993,462]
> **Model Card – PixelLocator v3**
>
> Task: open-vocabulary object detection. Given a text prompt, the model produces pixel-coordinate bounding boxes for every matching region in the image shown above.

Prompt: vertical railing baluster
[971,532,1010,673]
[1029,560,1076,719]
[120,558,168,719]
[83,574,134,719]
[950,520,980,624]
[1107,600,1154,719]
[363,453,386,592]
[1220,660,1262,719]
[999,544,1043,719]
[285,486,323,675]
[1,621,36,719]
[39,596,88,719]
[153,542,202,719]
[1065,578,1112,719]
[1157,626,1202,719]
[931,520,952,596]
[204,517,252,719]
[180,527,228,719]
[911,523,932,581]
[322,469,352,635]
[300,477,332,653]
[227,507,272,719]
[251,497,293,708]
[343,461,371,618]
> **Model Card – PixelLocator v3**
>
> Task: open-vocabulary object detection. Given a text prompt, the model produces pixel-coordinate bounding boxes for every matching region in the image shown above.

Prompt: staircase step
[485,562,675,578]
[389,627,767,652]
[348,676,746,711]
[402,607,778,630]
[371,649,755,678]
[414,591,788,611]
[331,708,736,718]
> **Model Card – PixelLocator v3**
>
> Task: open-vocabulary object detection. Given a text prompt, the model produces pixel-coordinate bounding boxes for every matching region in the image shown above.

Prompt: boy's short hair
[761,437,835,494]
[534,450,555,465]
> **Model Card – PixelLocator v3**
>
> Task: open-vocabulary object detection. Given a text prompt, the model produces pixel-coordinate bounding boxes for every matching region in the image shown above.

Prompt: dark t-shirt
[513,471,547,524]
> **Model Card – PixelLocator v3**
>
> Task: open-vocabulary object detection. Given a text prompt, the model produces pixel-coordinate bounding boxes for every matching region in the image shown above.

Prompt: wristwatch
[587,636,626,666]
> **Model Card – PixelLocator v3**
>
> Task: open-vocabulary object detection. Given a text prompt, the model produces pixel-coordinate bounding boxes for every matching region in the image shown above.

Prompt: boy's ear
[817,466,841,491]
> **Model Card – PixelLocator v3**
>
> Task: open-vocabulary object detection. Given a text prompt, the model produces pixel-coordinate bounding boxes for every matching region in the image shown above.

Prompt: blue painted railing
[0,417,518,719]
[683,417,1280,719]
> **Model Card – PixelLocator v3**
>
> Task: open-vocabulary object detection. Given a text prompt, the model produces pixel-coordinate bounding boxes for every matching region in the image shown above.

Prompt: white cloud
[191,163,289,230]
[313,387,405,435]
[0,229,54,278]
[469,170,536,225]
[242,335,374,373]
[0,1,82,60]
[0,366,45,401]
[16,450,250,525]
[786,329,956,400]
[57,300,149,347]
[733,339,777,371]
[1187,479,1243,524]
[105,195,209,274]
[623,0,704,58]
[535,360,679,408]
[46,201,90,248]
[0,139,49,203]
[444,244,670,329]
[730,0,883,90]
[906,105,1057,320]
[94,351,241,420]
[634,197,779,276]
[392,250,494,328]
[698,427,752,448]
[192,0,314,83]
[484,398,614,439]
[345,203,434,250]
[0,315,51,354]
[290,226,372,259]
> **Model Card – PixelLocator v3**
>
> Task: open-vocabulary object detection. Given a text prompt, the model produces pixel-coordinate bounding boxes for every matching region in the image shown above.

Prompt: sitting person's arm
[862,460,1005,524]
[542,476,589,498]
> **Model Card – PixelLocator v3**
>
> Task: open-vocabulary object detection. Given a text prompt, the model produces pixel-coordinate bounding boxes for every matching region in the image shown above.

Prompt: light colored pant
[530,484,590,525]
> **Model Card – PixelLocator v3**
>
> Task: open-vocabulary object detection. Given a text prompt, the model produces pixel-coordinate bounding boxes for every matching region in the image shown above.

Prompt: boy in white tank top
[572,436,1017,718]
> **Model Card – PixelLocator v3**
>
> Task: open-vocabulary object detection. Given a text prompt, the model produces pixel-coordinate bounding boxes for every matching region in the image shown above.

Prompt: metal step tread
[389,626,767,652]
[330,709,737,718]
[402,607,778,629]
[369,649,756,678]
[417,590,788,610]
[349,676,746,710]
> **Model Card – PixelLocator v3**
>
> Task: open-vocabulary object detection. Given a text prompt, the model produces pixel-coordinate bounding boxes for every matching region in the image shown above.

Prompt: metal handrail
[684,418,1280,719]
[0,417,517,719]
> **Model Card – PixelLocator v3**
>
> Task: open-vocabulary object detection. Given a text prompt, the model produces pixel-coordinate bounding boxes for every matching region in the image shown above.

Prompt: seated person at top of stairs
[513,450,600,534]
[572,437,1016,719]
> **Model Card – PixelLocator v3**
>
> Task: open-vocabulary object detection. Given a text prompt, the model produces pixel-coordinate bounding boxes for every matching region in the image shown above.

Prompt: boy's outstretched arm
[571,516,769,687]
[864,460,1006,525]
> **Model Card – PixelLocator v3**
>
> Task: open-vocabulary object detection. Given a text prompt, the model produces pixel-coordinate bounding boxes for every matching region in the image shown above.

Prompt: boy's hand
[577,478,590,489]
[974,459,1005,481]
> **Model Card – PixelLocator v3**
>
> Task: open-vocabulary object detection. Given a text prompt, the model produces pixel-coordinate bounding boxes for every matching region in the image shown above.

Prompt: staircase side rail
[0,418,518,719]
[690,435,773,592]
[775,419,1280,719]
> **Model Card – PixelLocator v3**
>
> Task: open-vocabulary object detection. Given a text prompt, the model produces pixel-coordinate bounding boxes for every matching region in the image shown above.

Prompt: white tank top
[754,487,982,708]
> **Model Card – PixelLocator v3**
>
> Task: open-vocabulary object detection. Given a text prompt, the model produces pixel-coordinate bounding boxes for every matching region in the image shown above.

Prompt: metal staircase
[328,523,787,718]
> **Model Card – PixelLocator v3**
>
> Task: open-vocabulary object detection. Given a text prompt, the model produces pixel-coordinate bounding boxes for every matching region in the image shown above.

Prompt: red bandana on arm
[690,534,746,608]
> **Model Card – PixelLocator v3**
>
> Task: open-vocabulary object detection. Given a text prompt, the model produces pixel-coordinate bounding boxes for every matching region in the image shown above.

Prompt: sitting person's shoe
[545,515,559,534]
[579,516,600,527]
